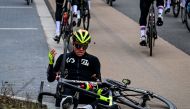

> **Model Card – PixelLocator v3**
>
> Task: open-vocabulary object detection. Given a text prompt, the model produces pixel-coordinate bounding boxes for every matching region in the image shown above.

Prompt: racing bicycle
[77,0,91,30]
[38,78,177,109]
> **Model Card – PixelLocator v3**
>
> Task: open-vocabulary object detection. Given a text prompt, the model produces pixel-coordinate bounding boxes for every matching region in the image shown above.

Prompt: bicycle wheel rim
[116,87,176,109]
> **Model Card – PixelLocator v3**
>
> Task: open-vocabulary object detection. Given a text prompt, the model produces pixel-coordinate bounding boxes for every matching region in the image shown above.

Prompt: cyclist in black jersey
[139,0,164,46]
[47,29,102,109]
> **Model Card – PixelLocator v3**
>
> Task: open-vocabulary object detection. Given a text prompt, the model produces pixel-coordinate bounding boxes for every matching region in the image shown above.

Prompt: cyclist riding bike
[48,29,103,109]
[54,0,91,41]
[54,0,78,41]
[139,0,164,46]
[165,0,186,13]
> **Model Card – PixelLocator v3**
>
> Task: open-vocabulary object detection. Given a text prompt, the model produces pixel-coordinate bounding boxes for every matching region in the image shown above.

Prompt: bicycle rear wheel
[185,0,190,32]
[172,0,180,17]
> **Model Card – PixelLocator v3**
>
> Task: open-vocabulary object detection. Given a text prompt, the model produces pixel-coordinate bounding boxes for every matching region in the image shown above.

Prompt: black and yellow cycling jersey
[47,51,101,82]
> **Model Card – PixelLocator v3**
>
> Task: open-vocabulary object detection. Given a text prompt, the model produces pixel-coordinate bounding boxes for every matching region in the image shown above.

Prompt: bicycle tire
[185,0,190,32]
[181,7,186,23]
[172,0,180,17]
[106,0,109,4]
[83,3,90,30]
[26,0,30,5]
[109,0,113,6]
[105,79,176,109]
[148,4,155,56]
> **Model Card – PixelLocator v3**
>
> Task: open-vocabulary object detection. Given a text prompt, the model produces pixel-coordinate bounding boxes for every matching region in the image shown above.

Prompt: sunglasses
[74,43,88,50]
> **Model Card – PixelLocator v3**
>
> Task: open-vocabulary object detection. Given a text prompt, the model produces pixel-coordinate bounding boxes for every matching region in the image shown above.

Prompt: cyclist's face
[73,43,88,57]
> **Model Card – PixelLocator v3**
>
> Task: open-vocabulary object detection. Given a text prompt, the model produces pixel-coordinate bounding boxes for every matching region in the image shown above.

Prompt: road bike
[53,0,74,75]
[25,0,33,5]
[184,0,190,31]
[146,0,158,56]
[38,78,176,109]
[77,0,91,30]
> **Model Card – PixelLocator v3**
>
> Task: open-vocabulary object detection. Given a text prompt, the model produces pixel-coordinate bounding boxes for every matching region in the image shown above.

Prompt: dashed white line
[0,6,32,9]
[0,28,38,30]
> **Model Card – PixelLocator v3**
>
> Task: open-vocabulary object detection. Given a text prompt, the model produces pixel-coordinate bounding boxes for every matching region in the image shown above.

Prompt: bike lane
[42,0,190,108]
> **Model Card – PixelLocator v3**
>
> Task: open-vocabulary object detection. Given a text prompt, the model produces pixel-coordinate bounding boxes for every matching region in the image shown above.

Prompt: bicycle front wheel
[172,0,180,17]
[116,87,177,109]
[83,4,90,30]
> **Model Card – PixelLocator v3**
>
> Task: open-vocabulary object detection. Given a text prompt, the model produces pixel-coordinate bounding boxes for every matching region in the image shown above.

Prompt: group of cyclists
[46,0,182,108]
[165,0,186,13]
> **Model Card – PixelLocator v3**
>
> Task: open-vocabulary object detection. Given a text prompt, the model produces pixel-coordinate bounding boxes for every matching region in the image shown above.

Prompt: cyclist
[54,0,79,41]
[47,29,102,109]
[139,0,164,46]
[165,0,171,13]
[165,0,186,14]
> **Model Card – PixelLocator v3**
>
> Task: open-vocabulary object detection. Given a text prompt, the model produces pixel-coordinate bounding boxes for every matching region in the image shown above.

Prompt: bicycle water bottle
[63,12,68,25]
[80,82,93,91]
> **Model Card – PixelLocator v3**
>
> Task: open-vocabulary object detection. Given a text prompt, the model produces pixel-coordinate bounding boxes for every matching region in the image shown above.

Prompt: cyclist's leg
[165,0,171,13]
[156,0,164,26]
[139,0,151,46]
[54,0,64,40]
[181,0,186,7]
[72,0,79,26]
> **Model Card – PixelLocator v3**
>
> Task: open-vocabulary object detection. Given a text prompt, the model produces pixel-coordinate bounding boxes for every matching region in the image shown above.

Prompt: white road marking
[0,28,38,30]
[0,6,32,9]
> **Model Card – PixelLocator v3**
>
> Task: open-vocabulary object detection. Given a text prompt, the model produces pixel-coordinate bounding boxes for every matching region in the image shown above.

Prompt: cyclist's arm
[47,54,63,82]
[91,56,101,81]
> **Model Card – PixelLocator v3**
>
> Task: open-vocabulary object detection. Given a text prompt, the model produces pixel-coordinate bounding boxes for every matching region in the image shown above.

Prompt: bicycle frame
[38,79,116,109]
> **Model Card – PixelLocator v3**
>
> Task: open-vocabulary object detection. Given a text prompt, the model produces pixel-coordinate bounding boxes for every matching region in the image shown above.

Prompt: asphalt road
[109,0,190,55]
[0,0,56,99]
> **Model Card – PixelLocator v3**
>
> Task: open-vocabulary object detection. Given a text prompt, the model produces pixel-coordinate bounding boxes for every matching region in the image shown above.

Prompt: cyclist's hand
[55,72,61,80]
[48,49,57,65]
